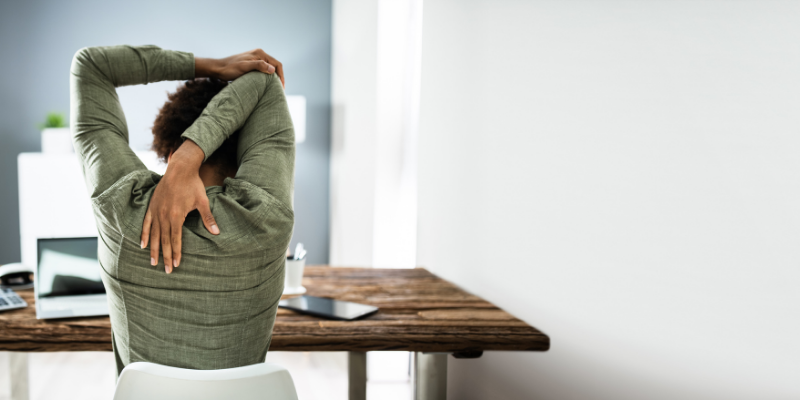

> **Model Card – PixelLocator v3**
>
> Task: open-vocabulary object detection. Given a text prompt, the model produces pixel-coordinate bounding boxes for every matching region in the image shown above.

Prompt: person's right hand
[140,140,219,273]
[195,49,285,88]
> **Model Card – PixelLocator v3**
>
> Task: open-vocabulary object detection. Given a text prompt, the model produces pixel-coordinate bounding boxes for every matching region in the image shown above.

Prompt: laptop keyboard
[0,288,28,312]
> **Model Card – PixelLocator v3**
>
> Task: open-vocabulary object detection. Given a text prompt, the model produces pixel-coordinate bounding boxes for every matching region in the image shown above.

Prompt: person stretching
[70,44,293,374]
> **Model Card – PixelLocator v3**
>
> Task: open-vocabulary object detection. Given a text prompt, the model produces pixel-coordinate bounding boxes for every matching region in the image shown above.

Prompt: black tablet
[278,295,378,321]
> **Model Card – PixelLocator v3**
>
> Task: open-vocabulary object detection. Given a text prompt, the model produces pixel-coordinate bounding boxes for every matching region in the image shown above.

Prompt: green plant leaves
[39,112,67,129]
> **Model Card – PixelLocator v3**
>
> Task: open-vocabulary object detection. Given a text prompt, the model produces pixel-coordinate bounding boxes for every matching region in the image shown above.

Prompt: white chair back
[112,362,298,400]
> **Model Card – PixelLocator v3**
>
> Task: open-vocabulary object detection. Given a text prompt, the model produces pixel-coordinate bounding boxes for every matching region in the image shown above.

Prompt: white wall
[417,1,800,399]
[373,0,422,269]
[330,0,379,267]
[330,0,422,268]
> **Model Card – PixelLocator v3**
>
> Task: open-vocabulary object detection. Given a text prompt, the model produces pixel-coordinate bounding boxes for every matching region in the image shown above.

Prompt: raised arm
[70,45,195,199]
[181,71,295,205]
[138,50,291,273]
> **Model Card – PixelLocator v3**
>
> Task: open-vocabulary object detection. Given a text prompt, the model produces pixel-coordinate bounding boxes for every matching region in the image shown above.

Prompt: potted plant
[39,112,72,154]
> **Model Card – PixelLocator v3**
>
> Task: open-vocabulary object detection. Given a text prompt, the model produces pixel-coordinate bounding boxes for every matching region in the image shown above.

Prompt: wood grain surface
[0,267,549,353]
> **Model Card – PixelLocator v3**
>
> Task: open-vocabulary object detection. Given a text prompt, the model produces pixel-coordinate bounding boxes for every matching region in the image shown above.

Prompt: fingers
[253,49,284,88]
[171,215,183,269]
[268,58,284,88]
[197,199,220,235]
[161,220,173,274]
[246,60,275,75]
[275,62,285,88]
[150,220,160,267]
[141,210,152,249]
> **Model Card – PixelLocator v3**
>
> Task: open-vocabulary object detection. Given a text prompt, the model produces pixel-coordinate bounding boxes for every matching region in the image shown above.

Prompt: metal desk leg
[412,352,447,400]
[9,352,29,400]
[348,351,367,400]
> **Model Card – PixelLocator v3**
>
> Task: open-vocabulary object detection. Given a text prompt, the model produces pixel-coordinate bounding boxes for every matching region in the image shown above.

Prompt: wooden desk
[0,267,549,399]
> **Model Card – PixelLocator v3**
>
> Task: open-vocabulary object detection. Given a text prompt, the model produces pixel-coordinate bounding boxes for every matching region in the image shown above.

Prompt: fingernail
[140,240,145,249]
[151,257,156,266]
[211,224,220,235]
[166,266,172,274]
[173,259,179,268]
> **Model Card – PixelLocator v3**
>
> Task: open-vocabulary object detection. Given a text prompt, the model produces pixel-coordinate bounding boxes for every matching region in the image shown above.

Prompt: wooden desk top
[0,267,549,353]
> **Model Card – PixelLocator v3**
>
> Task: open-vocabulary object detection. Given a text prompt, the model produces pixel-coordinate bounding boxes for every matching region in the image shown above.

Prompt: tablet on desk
[279,295,378,321]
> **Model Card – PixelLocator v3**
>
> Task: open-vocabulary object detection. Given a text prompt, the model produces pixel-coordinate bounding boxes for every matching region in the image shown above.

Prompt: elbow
[240,70,273,91]
[70,47,96,75]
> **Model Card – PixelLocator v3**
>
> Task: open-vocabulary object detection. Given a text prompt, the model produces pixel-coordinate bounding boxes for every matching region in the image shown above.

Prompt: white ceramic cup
[283,257,306,294]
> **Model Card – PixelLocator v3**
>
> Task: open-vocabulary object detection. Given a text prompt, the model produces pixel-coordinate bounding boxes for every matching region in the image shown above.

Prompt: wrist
[169,140,205,172]
[194,57,221,79]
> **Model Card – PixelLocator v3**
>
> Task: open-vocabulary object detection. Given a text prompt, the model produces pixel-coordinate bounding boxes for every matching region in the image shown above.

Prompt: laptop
[35,237,109,319]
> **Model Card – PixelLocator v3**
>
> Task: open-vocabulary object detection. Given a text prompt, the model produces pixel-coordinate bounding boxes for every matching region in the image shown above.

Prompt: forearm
[71,45,194,199]
[180,71,271,162]
[72,45,194,88]
[234,73,294,206]
[180,71,294,204]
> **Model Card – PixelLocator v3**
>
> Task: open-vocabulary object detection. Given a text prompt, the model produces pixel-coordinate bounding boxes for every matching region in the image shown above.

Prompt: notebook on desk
[35,237,108,319]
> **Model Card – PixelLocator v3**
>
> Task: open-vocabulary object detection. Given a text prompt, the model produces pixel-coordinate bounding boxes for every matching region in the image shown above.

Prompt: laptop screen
[37,237,105,298]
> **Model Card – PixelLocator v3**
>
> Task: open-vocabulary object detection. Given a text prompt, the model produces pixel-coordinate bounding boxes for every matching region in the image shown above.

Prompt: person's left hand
[140,140,219,273]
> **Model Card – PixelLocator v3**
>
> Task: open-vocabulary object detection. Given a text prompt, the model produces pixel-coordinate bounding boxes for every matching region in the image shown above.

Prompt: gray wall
[0,0,331,264]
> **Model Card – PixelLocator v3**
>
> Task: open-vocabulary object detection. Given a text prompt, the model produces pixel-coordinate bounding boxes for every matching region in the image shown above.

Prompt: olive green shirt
[69,45,294,374]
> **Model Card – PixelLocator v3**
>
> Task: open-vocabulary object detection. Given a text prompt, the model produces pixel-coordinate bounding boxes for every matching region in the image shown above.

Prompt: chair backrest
[113,362,298,400]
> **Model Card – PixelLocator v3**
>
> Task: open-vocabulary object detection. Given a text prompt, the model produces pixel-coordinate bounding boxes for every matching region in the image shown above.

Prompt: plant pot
[41,127,73,154]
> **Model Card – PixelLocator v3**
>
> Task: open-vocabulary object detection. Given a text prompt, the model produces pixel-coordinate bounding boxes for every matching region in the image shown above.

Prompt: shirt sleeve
[180,71,295,209]
[70,45,195,199]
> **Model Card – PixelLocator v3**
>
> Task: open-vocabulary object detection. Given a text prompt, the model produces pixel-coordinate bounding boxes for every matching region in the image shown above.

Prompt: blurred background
[2,0,800,399]
[0,0,333,266]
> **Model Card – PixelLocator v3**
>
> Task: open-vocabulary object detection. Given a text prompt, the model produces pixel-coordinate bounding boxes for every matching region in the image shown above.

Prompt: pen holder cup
[283,257,306,295]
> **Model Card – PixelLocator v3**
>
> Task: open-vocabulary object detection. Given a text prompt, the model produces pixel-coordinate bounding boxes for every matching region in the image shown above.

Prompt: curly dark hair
[152,78,239,177]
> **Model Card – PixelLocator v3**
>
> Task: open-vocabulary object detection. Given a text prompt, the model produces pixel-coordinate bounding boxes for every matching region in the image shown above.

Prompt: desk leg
[348,351,367,400]
[9,352,29,400]
[412,352,447,400]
